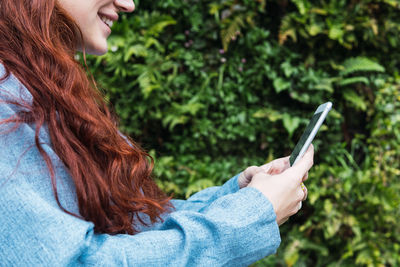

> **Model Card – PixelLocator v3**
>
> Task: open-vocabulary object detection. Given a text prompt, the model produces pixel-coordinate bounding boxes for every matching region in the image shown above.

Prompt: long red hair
[0,0,171,234]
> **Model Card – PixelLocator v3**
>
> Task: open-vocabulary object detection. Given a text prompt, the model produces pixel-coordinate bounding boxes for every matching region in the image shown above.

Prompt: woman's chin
[87,46,108,56]
[78,42,108,56]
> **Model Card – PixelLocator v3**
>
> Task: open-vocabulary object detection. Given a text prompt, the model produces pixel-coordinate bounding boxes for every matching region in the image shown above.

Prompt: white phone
[289,102,332,166]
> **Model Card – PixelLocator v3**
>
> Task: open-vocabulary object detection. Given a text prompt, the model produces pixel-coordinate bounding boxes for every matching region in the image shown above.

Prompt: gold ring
[301,182,306,192]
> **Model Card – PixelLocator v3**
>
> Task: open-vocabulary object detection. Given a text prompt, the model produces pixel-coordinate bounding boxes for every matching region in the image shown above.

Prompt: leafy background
[86,0,400,266]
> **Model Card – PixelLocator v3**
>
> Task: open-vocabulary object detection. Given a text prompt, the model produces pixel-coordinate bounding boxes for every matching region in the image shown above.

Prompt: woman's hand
[238,156,291,189]
[248,145,314,225]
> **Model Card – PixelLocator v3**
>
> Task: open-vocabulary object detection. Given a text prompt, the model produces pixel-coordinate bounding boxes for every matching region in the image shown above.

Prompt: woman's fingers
[261,156,290,174]
[296,183,307,212]
[278,217,289,226]
[238,166,265,188]
[247,149,313,226]
[302,172,309,182]
[271,156,290,174]
[302,183,308,201]
[279,185,305,225]
[259,162,272,173]
[287,145,314,183]
[246,166,262,177]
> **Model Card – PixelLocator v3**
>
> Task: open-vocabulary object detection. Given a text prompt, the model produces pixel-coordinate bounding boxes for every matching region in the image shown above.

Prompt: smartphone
[289,102,332,166]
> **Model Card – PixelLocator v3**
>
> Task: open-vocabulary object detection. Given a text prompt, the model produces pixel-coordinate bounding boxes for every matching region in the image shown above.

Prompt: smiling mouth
[99,15,114,28]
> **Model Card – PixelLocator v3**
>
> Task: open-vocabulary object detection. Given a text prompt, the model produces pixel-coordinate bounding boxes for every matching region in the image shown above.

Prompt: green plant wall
[87,0,400,265]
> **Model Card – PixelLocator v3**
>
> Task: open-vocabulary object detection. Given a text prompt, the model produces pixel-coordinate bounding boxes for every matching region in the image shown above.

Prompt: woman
[0,0,313,266]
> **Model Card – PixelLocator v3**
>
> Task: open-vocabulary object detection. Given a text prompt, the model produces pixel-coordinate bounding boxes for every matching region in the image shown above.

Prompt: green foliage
[340,57,385,76]
[87,0,400,265]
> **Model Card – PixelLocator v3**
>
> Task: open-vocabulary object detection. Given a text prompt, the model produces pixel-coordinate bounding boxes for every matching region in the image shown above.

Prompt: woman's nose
[114,0,135,13]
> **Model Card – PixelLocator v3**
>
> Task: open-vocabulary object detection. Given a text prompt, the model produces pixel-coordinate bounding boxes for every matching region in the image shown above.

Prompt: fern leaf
[148,19,177,36]
[124,45,148,61]
[221,15,245,51]
[338,76,370,86]
[340,57,385,76]
[343,90,367,111]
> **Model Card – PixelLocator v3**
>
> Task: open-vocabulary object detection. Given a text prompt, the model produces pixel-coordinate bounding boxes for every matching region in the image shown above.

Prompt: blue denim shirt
[0,64,280,266]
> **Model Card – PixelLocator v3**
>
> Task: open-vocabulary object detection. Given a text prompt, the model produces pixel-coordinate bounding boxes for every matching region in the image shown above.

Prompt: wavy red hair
[0,0,171,234]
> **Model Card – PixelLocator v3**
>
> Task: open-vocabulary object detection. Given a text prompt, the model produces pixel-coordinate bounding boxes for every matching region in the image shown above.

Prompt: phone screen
[289,110,324,166]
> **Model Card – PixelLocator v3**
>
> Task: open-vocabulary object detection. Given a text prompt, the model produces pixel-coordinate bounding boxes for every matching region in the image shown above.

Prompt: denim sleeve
[171,174,241,212]
[0,172,280,266]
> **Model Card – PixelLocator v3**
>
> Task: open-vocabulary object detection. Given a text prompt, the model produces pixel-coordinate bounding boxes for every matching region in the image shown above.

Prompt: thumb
[287,144,314,182]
